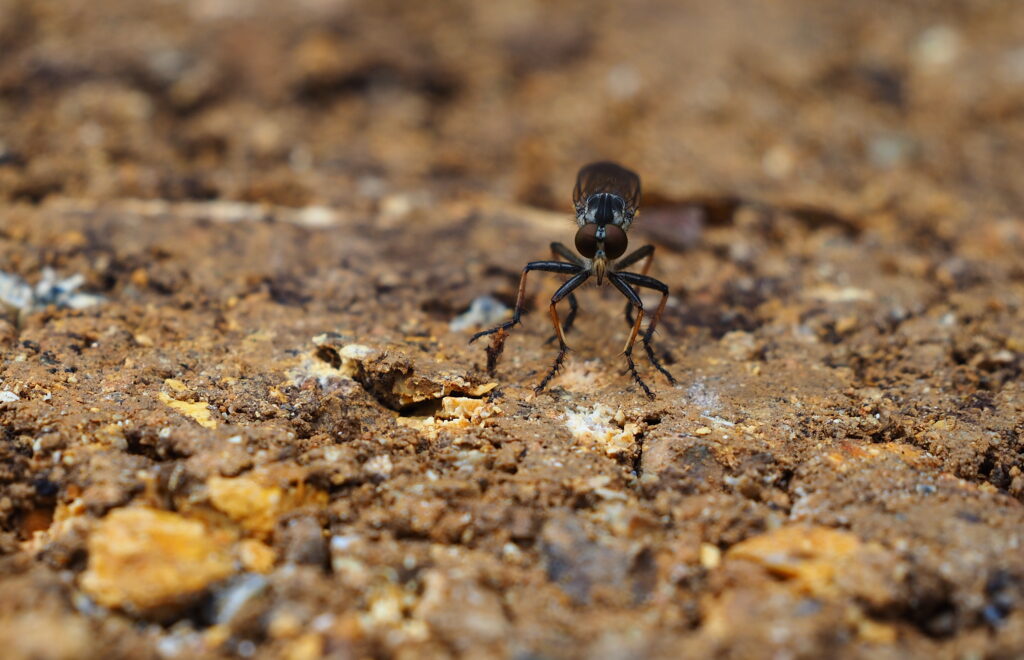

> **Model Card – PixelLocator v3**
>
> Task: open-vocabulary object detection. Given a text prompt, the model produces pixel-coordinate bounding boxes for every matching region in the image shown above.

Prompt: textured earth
[2,1,1024,658]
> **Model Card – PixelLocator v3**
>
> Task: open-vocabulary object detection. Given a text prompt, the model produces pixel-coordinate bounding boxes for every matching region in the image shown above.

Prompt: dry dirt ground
[3,1,1024,658]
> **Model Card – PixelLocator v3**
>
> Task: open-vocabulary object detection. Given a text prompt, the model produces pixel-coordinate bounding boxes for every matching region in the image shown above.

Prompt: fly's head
[574,209,628,285]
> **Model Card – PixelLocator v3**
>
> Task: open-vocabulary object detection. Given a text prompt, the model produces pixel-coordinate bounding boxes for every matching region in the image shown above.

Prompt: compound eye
[574,224,599,258]
[604,224,628,259]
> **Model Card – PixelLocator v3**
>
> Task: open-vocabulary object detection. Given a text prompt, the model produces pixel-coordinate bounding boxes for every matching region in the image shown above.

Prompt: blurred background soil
[2,0,1024,658]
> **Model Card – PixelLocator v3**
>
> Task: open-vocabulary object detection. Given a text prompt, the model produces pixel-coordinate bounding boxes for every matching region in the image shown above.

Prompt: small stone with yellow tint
[855,615,897,644]
[699,542,722,569]
[80,507,235,616]
[129,267,149,288]
[286,634,323,660]
[203,624,231,649]
[238,538,277,573]
[208,475,283,537]
[727,525,860,597]
[207,474,327,538]
[268,609,304,639]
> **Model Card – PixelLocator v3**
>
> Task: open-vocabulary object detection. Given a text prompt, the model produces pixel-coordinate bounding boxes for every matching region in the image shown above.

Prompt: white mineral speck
[311,613,334,631]
[364,454,393,479]
[339,344,378,360]
[449,295,510,332]
[296,205,337,228]
[0,271,34,310]
[330,534,359,553]
[913,25,961,70]
[564,404,639,457]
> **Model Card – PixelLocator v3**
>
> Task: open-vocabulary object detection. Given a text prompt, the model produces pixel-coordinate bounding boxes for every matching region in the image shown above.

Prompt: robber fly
[470,161,677,398]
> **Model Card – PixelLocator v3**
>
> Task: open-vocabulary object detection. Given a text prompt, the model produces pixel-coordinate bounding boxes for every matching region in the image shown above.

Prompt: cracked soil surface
[2,1,1024,658]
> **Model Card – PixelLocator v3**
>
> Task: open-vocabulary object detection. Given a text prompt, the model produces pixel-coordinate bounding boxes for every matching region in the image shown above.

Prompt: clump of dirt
[2,0,1024,658]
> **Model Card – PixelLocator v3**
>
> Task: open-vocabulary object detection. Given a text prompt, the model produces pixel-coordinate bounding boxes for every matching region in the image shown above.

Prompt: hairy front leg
[535,271,590,393]
[616,271,677,385]
[470,261,582,373]
[609,273,654,399]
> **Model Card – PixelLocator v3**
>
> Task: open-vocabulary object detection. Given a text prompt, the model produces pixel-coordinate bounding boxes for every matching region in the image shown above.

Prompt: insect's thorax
[576,192,632,230]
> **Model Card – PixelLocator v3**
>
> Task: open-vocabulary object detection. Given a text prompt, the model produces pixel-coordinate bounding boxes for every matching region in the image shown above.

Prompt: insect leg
[545,243,582,344]
[536,270,591,393]
[617,245,655,327]
[608,273,654,399]
[470,261,582,374]
[551,242,585,266]
[549,292,579,344]
[616,271,678,385]
[615,244,654,275]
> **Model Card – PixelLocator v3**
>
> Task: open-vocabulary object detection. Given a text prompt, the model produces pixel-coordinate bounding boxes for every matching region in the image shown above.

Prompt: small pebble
[449,295,509,332]
[700,543,722,569]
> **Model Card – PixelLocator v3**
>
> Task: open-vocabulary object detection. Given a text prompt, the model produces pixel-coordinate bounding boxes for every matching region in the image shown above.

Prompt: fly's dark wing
[572,161,641,215]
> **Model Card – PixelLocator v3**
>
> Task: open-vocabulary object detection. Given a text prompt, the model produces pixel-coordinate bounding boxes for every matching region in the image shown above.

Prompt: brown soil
[2,1,1024,658]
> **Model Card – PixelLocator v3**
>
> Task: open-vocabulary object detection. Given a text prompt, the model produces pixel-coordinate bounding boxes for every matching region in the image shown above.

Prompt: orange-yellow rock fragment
[726,525,860,597]
[80,507,235,614]
[208,475,283,536]
[207,474,327,538]
[286,634,324,660]
[158,391,218,428]
[238,538,277,573]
